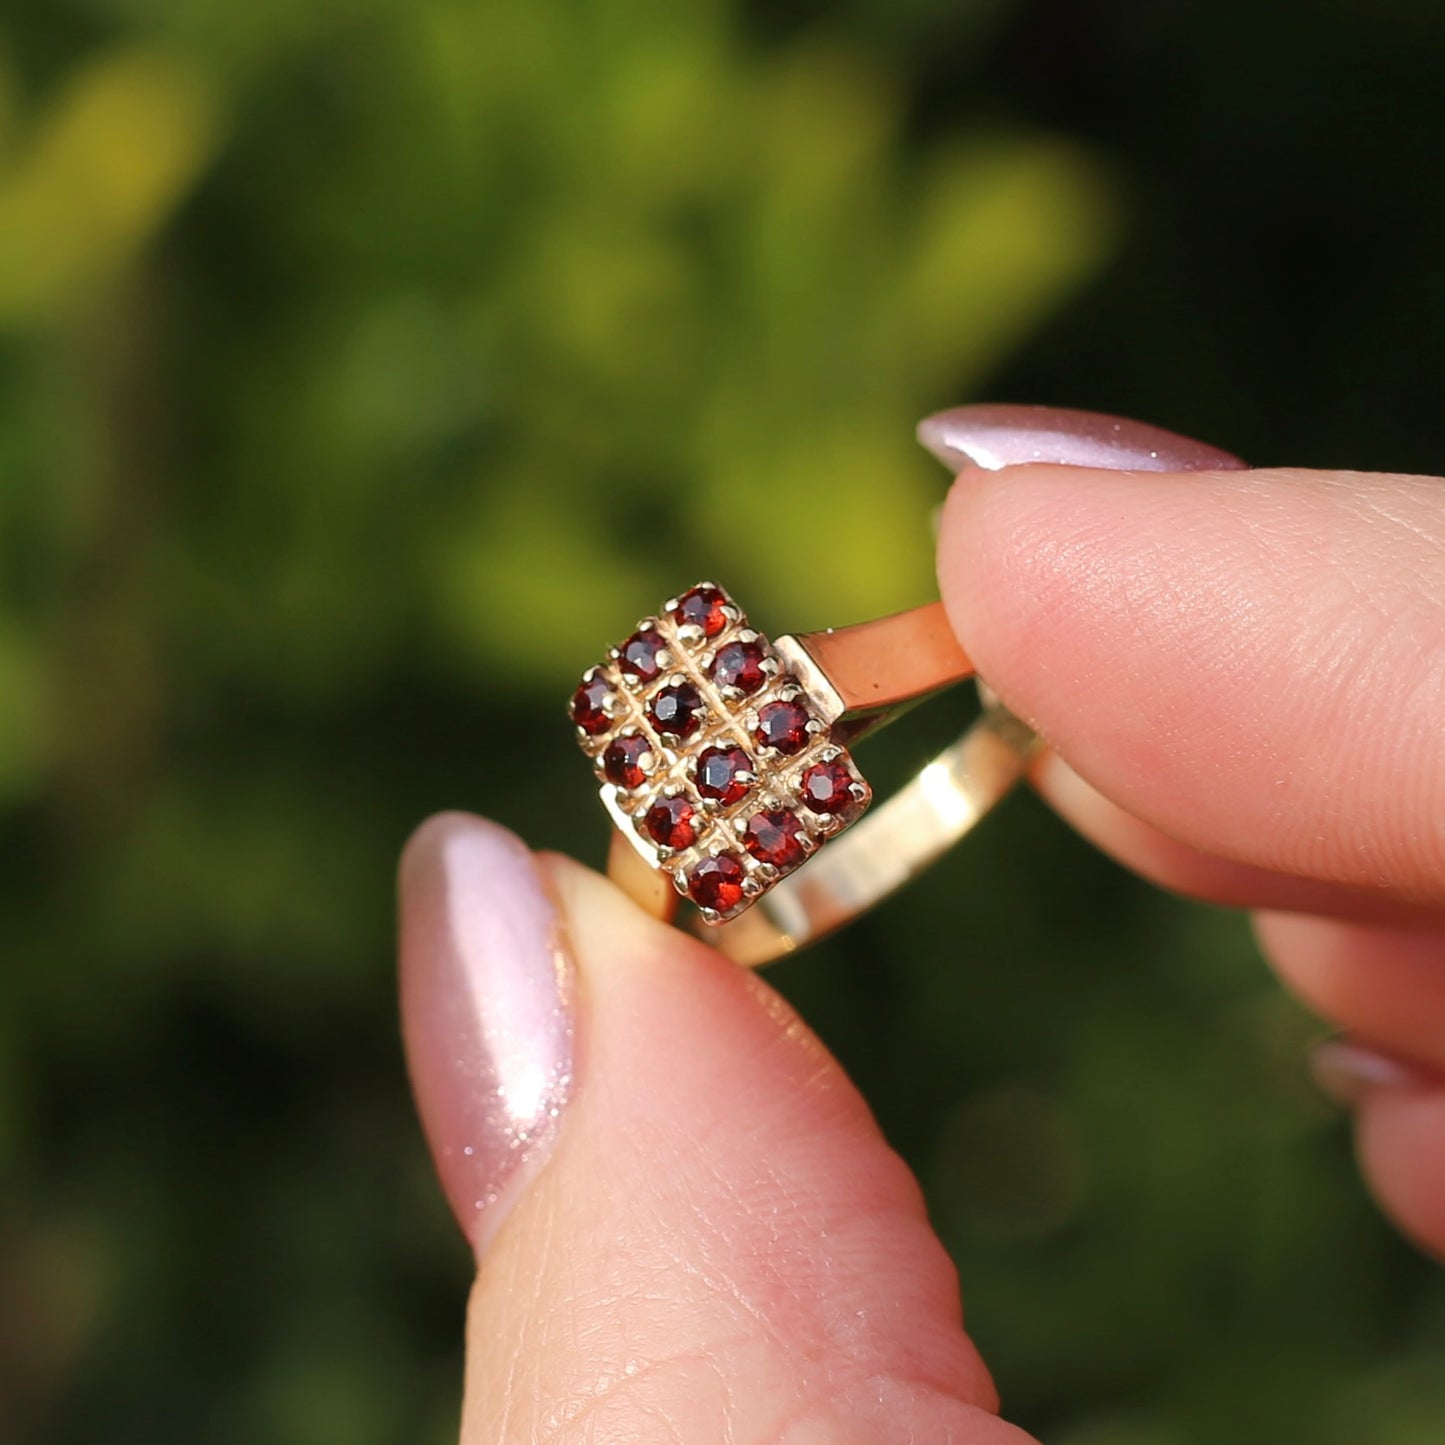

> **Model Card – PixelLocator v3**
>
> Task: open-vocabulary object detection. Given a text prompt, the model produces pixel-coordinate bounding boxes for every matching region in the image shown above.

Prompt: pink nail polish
[1310,1036,1442,1108]
[398,812,575,1253]
[916,403,1247,473]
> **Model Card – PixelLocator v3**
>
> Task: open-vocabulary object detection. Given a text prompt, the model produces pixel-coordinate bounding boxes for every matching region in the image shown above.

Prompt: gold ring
[569,583,1039,967]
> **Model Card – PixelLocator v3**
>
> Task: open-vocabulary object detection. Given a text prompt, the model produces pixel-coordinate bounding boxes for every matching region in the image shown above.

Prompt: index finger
[932,439,1445,907]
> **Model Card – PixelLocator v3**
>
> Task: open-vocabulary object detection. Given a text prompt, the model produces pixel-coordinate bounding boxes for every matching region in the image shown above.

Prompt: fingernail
[1310,1035,1441,1108]
[398,812,575,1254]
[916,403,1247,474]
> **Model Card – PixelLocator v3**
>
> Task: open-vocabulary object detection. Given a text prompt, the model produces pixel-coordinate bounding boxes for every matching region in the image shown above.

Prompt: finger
[399,813,1035,1445]
[936,459,1445,905]
[928,409,1441,924]
[1032,751,1445,928]
[1257,913,1445,1257]
[1264,917,1445,1261]
[1355,1088,1445,1260]
[1311,1037,1445,1259]
[1254,913,1445,1076]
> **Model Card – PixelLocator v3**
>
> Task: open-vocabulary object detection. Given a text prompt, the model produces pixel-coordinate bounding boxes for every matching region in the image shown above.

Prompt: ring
[569,582,1040,967]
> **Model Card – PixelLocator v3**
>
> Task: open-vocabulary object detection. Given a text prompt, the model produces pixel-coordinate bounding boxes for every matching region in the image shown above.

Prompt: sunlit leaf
[0,47,220,323]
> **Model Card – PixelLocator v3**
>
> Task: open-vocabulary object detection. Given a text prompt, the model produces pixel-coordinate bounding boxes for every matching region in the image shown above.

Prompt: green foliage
[1,1,1442,1442]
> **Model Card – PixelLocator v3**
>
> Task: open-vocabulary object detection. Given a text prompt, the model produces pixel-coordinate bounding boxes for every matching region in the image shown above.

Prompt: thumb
[399,812,1033,1444]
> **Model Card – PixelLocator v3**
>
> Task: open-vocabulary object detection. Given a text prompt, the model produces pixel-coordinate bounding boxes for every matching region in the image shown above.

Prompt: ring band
[570,583,1039,967]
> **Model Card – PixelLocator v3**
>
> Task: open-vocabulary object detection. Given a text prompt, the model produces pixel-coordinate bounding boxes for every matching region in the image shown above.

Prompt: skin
[409,460,1445,1443]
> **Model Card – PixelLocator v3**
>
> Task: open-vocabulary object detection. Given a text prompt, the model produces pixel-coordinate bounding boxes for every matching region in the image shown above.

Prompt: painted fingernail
[916,403,1247,474]
[398,812,575,1254]
[1310,1036,1441,1108]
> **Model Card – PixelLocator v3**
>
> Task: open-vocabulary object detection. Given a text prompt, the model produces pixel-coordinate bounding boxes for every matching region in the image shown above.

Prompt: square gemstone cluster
[570,583,871,922]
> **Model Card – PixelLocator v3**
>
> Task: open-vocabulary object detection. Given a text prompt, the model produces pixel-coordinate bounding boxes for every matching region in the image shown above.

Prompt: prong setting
[571,582,872,922]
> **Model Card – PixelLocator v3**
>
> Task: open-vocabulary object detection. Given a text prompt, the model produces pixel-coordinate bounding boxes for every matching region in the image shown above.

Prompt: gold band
[575,589,1039,968]
[697,700,1038,965]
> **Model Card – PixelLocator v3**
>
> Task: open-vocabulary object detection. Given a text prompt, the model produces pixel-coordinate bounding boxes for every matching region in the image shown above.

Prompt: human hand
[399,407,1445,1442]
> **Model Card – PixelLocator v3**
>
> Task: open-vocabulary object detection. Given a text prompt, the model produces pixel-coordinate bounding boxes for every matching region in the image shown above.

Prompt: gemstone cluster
[570,582,872,922]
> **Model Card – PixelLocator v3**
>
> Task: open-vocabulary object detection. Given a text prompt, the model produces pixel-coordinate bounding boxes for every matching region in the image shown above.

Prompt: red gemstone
[754,699,812,755]
[688,853,746,912]
[672,585,730,639]
[642,794,698,851]
[710,639,768,696]
[602,733,652,789]
[800,759,854,815]
[570,672,614,735]
[618,628,667,682]
[695,744,752,805]
[743,809,808,869]
[648,681,704,739]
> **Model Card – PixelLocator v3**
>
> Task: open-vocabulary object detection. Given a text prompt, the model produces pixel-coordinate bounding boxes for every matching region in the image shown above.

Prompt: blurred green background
[3,0,1444,1441]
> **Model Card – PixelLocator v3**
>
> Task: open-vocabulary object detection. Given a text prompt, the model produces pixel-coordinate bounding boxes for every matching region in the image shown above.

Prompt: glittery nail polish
[1310,1035,1442,1108]
[917,403,1246,473]
[399,813,575,1253]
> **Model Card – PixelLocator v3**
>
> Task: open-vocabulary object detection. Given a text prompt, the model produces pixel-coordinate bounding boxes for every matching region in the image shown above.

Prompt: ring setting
[571,583,873,924]
[570,579,1040,966]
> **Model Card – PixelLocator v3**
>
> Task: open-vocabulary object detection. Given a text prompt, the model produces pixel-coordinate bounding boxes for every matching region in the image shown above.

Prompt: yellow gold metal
[579,585,1039,965]
[793,600,974,740]
[608,830,680,925]
[702,702,1038,966]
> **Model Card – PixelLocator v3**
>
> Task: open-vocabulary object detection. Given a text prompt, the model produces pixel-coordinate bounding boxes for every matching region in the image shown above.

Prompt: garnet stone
[648,681,704,739]
[710,639,768,696]
[642,794,698,851]
[618,627,667,683]
[800,759,854,815]
[602,733,652,789]
[754,699,812,755]
[672,585,730,639]
[688,853,745,912]
[744,809,808,869]
[695,744,752,806]
[570,672,614,735]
